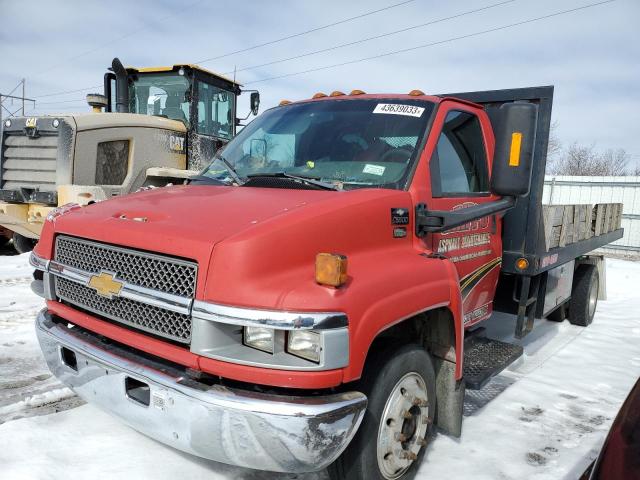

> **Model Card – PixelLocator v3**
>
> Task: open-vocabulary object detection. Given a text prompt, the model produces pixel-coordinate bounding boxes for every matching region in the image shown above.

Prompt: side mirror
[491,102,538,197]
[250,92,260,116]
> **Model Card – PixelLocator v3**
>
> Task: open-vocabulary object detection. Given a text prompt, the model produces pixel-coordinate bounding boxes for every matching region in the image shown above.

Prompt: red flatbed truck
[30,86,622,479]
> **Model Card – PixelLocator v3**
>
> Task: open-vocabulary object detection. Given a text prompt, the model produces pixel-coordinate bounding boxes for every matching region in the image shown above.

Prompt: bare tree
[599,148,630,175]
[545,121,563,174]
[547,143,630,176]
[546,121,563,159]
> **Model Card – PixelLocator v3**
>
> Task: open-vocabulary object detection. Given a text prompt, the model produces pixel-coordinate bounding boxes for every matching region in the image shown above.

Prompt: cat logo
[25,117,37,128]
[169,135,185,153]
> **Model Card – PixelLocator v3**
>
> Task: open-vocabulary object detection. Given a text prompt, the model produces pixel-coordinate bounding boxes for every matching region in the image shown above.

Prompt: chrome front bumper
[35,309,367,473]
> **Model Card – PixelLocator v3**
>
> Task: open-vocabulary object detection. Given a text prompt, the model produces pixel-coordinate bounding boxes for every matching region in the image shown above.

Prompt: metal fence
[543,176,640,255]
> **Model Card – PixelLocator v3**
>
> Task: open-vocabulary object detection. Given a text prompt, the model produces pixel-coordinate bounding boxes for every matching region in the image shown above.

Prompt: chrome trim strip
[36,309,366,473]
[29,251,49,271]
[191,300,348,330]
[31,252,192,315]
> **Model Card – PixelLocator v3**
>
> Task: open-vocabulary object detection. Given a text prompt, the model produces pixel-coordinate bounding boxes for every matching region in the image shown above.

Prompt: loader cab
[104,61,259,170]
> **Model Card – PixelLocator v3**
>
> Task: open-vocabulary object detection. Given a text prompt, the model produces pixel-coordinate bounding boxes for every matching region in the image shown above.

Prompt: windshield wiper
[246,172,339,191]
[217,156,245,185]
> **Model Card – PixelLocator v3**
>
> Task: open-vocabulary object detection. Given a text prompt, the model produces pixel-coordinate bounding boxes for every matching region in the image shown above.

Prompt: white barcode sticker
[363,164,386,176]
[373,103,425,117]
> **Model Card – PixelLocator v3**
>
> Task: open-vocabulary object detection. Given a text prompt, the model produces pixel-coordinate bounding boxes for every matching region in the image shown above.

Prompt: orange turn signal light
[279,99,292,106]
[350,89,366,95]
[315,253,348,287]
[408,89,425,96]
[330,90,345,97]
[515,257,529,271]
[312,92,327,99]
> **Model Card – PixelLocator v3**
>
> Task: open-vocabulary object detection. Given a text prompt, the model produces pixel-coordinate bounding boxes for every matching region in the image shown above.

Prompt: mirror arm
[415,197,516,236]
[236,110,253,123]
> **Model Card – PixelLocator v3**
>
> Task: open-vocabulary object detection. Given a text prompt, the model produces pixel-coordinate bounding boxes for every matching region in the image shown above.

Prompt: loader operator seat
[163,94,188,124]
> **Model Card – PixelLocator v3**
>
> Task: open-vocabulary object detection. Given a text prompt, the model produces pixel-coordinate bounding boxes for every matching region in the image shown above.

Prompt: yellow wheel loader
[0,58,259,252]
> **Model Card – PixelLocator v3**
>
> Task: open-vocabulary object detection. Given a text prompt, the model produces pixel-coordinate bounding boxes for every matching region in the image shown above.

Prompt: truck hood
[49,184,412,302]
[52,184,328,257]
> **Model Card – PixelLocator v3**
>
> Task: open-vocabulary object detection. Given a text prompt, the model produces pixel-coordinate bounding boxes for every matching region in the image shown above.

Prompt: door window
[432,110,489,195]
[196,81,235,140]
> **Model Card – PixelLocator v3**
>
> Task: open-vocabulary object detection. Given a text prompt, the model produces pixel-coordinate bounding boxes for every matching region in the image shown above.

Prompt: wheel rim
[588,275,599,319]
[376,372,430,479]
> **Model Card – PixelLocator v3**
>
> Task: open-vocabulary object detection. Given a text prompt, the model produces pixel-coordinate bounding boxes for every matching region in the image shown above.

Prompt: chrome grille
[56,278,192,343]
[54,235,197,344]
[55,236,196,297]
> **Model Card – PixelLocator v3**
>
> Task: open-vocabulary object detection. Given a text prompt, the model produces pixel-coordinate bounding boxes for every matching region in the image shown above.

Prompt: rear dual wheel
[329,345,436,480]
[568,264,599,327]
[546,264,599,327]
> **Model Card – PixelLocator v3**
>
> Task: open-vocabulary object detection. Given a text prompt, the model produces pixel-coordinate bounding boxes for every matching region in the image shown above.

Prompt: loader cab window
[431,110,489,196]
[128,73,191,126]
[196,81,235,140]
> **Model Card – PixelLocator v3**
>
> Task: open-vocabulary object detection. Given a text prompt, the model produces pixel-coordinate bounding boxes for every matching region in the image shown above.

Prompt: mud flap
[433,357,465,437]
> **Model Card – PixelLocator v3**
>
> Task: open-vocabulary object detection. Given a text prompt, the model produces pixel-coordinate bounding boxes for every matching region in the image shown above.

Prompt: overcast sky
[1,0,638,168]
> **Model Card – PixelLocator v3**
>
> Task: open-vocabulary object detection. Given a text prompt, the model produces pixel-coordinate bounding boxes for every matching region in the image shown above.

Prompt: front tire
[568,264,599,327]
[328,345,436,480]
[12,233,37,254]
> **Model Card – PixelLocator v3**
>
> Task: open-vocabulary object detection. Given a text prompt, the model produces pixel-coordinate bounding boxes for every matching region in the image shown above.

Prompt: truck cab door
[419,101,502,328]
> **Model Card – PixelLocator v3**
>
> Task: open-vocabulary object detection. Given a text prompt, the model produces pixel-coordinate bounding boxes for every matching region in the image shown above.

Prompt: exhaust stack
[111,58,129,113]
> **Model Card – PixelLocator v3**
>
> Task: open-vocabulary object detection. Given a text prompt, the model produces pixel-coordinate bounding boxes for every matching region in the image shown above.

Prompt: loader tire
[328,344,436,480]
[568,264,599,327]
[13,233,36,254]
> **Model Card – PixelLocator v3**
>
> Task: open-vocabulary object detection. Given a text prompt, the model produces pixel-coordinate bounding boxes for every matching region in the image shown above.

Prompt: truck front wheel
[12,233,37,254]
[568,264,599,327]
[328,345,436,480]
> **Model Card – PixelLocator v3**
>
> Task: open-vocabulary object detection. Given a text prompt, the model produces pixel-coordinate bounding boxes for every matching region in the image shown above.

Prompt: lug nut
[412,397,428,407]
[394,432,408,442]
[399,451,418,461]
[422,416,433,425]
[401,410,413,419]
[416,436,427,447]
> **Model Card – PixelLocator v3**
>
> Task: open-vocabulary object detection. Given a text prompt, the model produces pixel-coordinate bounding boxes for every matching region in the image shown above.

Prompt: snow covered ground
[0,254,639,479]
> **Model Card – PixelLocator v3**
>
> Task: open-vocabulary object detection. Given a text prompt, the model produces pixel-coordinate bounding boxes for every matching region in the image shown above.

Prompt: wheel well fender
[345,257,464,383]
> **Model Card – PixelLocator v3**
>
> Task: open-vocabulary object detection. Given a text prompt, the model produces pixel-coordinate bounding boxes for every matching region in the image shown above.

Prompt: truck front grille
[56,278,193,343]
[54,235,197,344]
[1,132,58,191]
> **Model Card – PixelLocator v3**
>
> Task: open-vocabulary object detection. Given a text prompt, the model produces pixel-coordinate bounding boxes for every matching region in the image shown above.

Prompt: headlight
[52,118,60,128]
[243,326,274,354]
[287,330,321,363]
[4,119,10,128]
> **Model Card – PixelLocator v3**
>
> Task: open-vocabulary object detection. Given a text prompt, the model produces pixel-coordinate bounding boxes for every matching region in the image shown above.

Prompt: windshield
[129,73,191,126]
[200,98,434,189]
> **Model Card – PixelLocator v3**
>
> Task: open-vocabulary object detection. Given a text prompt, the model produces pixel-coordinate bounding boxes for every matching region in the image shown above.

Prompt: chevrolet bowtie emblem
[88,271,124,299]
